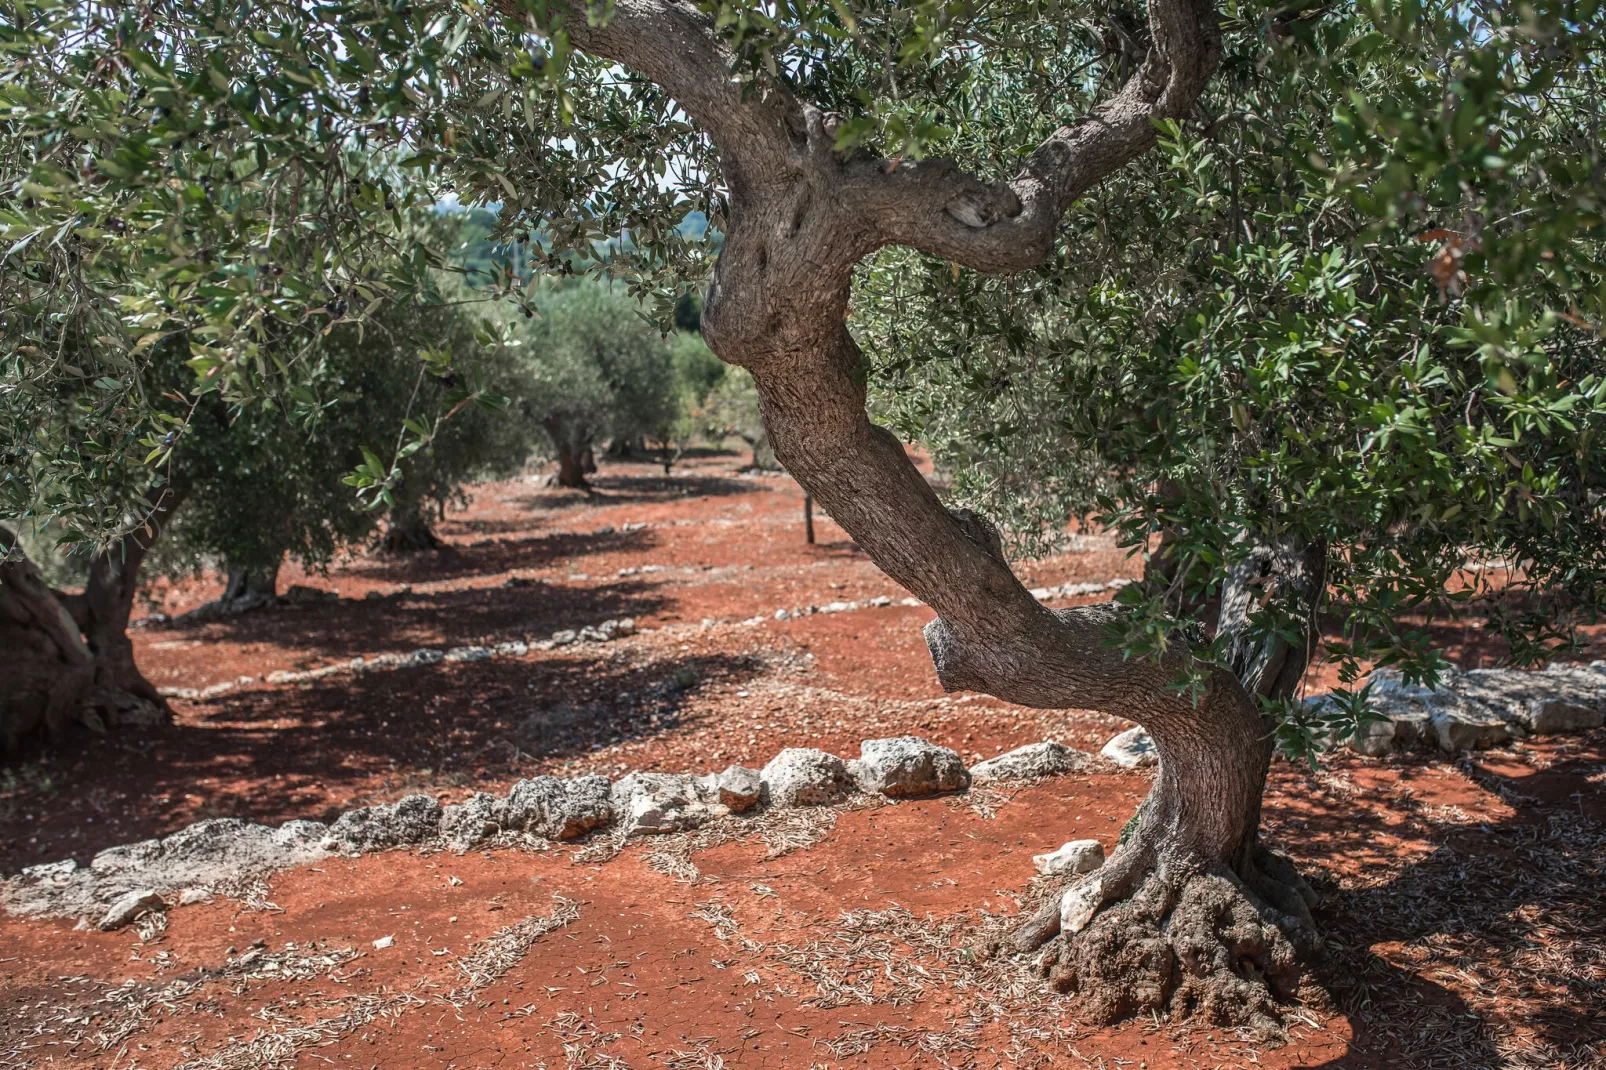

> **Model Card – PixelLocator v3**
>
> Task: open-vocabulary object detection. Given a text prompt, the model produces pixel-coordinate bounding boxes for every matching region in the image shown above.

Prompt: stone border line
[2,736,1084,929]
[150,578,1136,701]
[9,658,1606,932]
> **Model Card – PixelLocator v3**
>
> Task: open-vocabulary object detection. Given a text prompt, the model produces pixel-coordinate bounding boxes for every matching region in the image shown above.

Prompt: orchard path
[3,451,1603,1068]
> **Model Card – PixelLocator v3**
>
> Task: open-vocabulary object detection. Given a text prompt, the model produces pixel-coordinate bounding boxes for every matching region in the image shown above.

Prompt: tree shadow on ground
[501,471,773,514]
[340,526,657,585]
[145,578,670,667]
[1277,732,1606,1068]
[0,650,765,873]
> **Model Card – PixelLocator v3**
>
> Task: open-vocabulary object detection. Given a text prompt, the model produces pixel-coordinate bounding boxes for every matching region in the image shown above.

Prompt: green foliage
[665,330,728,453]
[861,2,1606,758]
[671,331,726,409]
[3,0,1602,766]
[701,366,774,468]
[162,284,532,576]
[494,281,678,464]
[0,0,717,545]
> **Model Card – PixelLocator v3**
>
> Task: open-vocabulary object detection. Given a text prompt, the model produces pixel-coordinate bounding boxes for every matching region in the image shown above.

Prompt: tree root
[1016,846,1318,1034]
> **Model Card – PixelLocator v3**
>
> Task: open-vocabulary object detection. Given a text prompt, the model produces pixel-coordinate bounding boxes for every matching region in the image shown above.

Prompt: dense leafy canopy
[859,2,1606,749]
[165,280,533,576]
[3,0,1603,754]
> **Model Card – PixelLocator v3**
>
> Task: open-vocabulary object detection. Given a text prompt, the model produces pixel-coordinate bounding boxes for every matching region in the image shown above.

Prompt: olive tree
[497,281,677,488]
[700,366,774,469]
[5,0,1603,1028]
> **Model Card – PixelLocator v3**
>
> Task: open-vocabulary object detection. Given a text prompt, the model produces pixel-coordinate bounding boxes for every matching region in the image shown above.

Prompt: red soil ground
[3,451,1604,1068]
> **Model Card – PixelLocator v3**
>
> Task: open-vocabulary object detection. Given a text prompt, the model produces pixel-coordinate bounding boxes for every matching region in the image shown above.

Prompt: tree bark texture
[519,0,1314,1026]
[0,488,185,749]
[379,508,444,554]
[545,417,597,489]
[221,560,281,610]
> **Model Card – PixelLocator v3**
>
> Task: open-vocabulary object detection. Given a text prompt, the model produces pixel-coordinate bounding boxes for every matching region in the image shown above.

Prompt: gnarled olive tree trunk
[221,561,280,607]
[544,416,597,490]
[0,488,185,749]
[379,507,443,554]
[549,0,1311,1027]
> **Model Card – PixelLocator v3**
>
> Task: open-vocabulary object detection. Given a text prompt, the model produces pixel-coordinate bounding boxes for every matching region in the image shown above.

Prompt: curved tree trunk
[0,534,98,748]
[732,324,1322,1029]
[221,560,281,610]
[545,417,598,490]
[553,448,591,489]
[1021,533,1327,1027]
[543,0,1287,1029]
[173,558,284,622]
[0,487,185,749]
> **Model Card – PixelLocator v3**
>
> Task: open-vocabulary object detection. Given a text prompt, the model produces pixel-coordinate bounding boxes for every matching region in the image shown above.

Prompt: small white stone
[852,737,969,797]
[1100,727,1158,768]
[372,934,395,949]
[1033,839,1105,877]
[761,748,854,807]
[970,741,1089,782]
[1060,875,1104,934]
[98,889,166,931]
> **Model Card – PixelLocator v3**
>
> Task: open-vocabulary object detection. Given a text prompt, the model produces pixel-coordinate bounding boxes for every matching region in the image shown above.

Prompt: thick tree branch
[0,527,95,669]
[535,0,1246,729]
[849,0,1222,270]
[754,326,1256,739]
[524,0,798,194]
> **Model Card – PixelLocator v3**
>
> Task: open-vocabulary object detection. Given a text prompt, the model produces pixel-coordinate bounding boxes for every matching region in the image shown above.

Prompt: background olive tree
[494,281,678,489]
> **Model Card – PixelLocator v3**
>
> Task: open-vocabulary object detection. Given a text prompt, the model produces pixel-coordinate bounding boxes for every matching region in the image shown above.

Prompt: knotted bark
[0,489,184,749]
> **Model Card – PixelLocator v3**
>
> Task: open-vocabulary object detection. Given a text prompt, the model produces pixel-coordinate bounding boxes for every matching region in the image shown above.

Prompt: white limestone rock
[4,816,337,923]
[970,741,1090,782]
[612,773,718,837]
[1060,875,1104,934]
[503,775,614,840]
[99,889,165,931]
[709,765,761,812]
[1456,665,1606,735]
[851,737,970,797]
[440,792,508,850]
[327,795,442,851]
[1100,727,1158,768]
[760,748,854,807]
[1349,665,1606,754]
[1033,839,1105,877]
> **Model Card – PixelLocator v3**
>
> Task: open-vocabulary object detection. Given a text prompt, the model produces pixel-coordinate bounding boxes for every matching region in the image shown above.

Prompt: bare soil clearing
[3,452,1603,1068]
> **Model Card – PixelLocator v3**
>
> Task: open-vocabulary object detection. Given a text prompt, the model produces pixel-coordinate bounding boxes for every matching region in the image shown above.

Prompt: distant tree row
[1,206,756,749]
